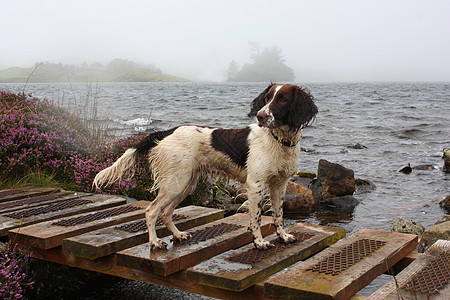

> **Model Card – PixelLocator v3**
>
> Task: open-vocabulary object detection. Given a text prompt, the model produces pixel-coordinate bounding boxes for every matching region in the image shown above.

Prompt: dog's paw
[150,239,168,250]
[254,239,274,251]
[279,232,297,244]
[172,231,192,242]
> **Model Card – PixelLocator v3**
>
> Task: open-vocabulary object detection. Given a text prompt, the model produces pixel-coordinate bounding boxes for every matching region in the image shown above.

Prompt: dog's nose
[256,111,267,123]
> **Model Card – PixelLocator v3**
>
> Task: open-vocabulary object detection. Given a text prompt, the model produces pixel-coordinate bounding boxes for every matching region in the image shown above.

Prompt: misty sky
[1,0,449,82]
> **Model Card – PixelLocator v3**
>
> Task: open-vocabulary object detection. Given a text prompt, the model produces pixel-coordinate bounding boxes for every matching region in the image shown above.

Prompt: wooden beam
[0,186,60,203]
[264,229,418,300]
[2,193,126,237]
[8,200,148,249]
[187,222,346,292]
[116,213,275,276]
[62,206,224,259]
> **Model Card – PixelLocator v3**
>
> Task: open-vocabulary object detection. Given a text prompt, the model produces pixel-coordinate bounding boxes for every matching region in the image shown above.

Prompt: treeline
[227,45,295,82]
[0,59,187,83]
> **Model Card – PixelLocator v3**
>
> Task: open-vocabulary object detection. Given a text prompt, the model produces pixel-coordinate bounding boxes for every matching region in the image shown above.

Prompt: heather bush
[0,90,155,199]
[0,242,35,299]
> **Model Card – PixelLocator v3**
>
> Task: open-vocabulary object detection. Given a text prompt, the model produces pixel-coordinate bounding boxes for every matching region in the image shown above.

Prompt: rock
[392,218,425,236]
[438,195,450,210]
[443,148,450,172]
[310,159,356,203]
[354,178,376,194]
[347,143,367,149]
[399,163,412,174]
[412,164,435,171]
[320,195,360,211]
[283,193,316,213]
[418,220,450,253]
[286,181,311,195]
[435,214,450,225]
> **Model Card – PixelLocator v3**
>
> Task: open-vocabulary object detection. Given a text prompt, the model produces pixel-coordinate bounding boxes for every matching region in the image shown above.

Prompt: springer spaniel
[93,83,318,250]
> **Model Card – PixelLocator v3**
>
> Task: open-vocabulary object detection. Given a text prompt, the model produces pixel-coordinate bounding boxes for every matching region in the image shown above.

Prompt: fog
[1,0,449,82]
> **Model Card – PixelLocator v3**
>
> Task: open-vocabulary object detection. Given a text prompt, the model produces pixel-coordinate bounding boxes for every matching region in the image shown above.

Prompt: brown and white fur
[93,83,318,250]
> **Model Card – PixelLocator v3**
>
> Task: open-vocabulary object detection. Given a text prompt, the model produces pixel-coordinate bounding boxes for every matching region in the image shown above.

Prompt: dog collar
[270,129,299,147]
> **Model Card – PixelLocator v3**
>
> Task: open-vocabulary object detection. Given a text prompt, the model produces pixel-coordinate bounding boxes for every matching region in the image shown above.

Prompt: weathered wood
[8,200,148,249]
[62,206,224,259]
[0,191,90,214]
[264,229,418,300]
[0,186,60,203]
[116,213,275,276]
[29,246,268,300]
[187,222,346,292]
[369,239,450,300]
[1,193,126,237]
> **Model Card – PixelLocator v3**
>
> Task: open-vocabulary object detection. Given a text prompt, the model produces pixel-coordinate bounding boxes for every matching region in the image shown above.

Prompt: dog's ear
[288,87,318,132]
[248,83,274,117]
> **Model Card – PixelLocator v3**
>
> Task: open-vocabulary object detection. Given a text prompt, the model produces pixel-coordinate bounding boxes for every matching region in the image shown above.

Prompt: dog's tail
[93,148,137,189]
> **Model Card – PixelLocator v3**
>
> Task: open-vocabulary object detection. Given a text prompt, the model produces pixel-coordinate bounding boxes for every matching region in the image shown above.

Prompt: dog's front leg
[269,180,297,244]
[247,181,273,250]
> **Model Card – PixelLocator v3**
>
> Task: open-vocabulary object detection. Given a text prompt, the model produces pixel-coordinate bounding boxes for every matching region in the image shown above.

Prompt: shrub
[0,242,35,299]
[0,91,155,199]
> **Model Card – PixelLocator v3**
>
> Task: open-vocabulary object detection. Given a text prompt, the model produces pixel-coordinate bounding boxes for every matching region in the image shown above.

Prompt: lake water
[2,81,449,234]
[2,81,449,297]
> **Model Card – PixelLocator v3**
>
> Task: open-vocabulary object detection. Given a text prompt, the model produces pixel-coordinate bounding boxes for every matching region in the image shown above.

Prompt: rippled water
[2,82,449,234]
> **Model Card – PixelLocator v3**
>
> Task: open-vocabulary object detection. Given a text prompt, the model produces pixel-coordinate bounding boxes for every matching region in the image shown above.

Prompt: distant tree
[227,45,295,82]
[226,60,239,81]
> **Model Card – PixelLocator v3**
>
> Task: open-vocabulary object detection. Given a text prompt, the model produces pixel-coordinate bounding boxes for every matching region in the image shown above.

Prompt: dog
[93,83,318,250]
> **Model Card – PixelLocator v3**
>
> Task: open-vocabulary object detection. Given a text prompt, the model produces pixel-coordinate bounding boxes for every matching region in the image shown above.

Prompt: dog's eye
[278,96,287,104]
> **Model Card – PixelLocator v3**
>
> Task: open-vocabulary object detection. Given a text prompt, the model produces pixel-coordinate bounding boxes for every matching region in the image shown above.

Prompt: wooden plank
[368,240,450,300]
[1,193,126,237]
[28,246,268,300]
[0,186,60,203]
[187,222,346,292]
[264,229,418,300]
[62,206,224,259]
[8,200,147,249]
[0,191,90,214]
[116,213,275,276]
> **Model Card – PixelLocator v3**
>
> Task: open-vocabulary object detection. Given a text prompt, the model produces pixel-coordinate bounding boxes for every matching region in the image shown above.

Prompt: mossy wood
[187,222,345,292]
[62,206,224,259]
[1,193,126,237]
[8,200,148,249]
[0,186,60,203]
[368,239,450,300]
[116,213,275,276]
[264,229,418,300]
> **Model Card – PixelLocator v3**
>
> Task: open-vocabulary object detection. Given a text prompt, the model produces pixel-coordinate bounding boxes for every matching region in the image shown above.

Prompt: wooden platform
[2,187,442,300]
[368,239,450,300]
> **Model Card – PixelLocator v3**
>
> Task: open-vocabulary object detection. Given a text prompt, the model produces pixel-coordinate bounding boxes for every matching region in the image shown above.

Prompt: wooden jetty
[2,186,449,299]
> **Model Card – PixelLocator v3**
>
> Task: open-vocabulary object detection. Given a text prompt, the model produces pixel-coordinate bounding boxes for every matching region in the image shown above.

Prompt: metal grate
[115,214,188,233]
[4,198,93,219]
[403,252,450,295]
[178,223,243,245]
[0,188,26,198]
[306,238,386,276]
[228,231,314,265]
[52,205,141,226]
[0,193,68,210]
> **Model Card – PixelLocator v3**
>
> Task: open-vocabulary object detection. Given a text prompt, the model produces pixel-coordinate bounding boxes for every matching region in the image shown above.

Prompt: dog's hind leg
[145,173,194,249]
[247,180,273,250]
[269,180,297,244]
[160,173,199,241]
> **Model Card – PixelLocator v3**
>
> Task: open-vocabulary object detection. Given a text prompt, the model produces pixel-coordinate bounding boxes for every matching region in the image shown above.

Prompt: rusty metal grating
[228,231,314,265]
[4,198,93,219]
[115,214,188,233]
[179,223,243,245]
[52,205,141,226]
[0,188,26,198]
[0,193,68,211]
[403,252,450,295]
[306,238,386,276]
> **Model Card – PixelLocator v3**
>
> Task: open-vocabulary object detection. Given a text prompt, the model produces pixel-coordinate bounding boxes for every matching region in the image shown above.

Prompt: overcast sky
[1,0,449,82]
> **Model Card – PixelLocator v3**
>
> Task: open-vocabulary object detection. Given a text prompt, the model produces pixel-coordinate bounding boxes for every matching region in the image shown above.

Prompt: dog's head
[248,83,318,132]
